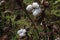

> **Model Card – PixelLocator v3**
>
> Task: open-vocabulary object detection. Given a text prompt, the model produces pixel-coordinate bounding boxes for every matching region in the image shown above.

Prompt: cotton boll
[19,33,26,37]
[26,4,33,11]
[33,8,41,16]
[17,29,23,34]
[22,29,26,33]
[17,30,20,34]
[17,29,27,37]
[17,29,26,34]
[32,2,39,8]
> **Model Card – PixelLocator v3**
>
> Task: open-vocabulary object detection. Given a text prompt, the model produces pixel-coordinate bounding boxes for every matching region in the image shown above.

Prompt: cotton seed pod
[19,33,26,37]
[32,2,39,8]
[17,29,22,34]
[26,4,33,11]
[22,29,27,33]
[33,8,41,16]
[17,29,27,37]
[17,29,26,34]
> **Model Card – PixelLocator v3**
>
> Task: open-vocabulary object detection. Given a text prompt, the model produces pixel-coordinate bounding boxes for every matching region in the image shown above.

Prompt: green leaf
[57,0,60,2]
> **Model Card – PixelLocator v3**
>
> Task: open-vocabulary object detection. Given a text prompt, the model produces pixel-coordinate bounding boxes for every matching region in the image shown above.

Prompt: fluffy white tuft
[33,8,41,16]
[19,33,26,37]
[32,2,39,8]
[26,4,33,11]
[17,29,27,37]
[17,29,23,34]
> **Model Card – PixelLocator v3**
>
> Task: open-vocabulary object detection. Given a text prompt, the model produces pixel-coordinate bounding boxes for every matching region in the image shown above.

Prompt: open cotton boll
[17,29,23,34]
[26,4,33,11]
[22,29,26,33]
[17,29,27,35]
[32,2,39,8]
[17,29,27,37]
[19,33,26,37]
[33,8,41,16]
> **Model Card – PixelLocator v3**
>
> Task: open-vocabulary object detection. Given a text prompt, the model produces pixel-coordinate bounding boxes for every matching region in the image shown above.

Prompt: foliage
[0,0,60,40]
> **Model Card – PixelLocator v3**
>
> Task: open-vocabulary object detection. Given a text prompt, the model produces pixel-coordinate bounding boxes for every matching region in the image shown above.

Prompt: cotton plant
[17,29,27,37]
[26,2,42,16]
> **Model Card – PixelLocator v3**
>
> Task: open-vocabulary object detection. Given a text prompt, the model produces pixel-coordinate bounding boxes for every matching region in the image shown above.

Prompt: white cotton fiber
[33,8,41,16]
[32,2,39,8]
[26,4,33,11]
